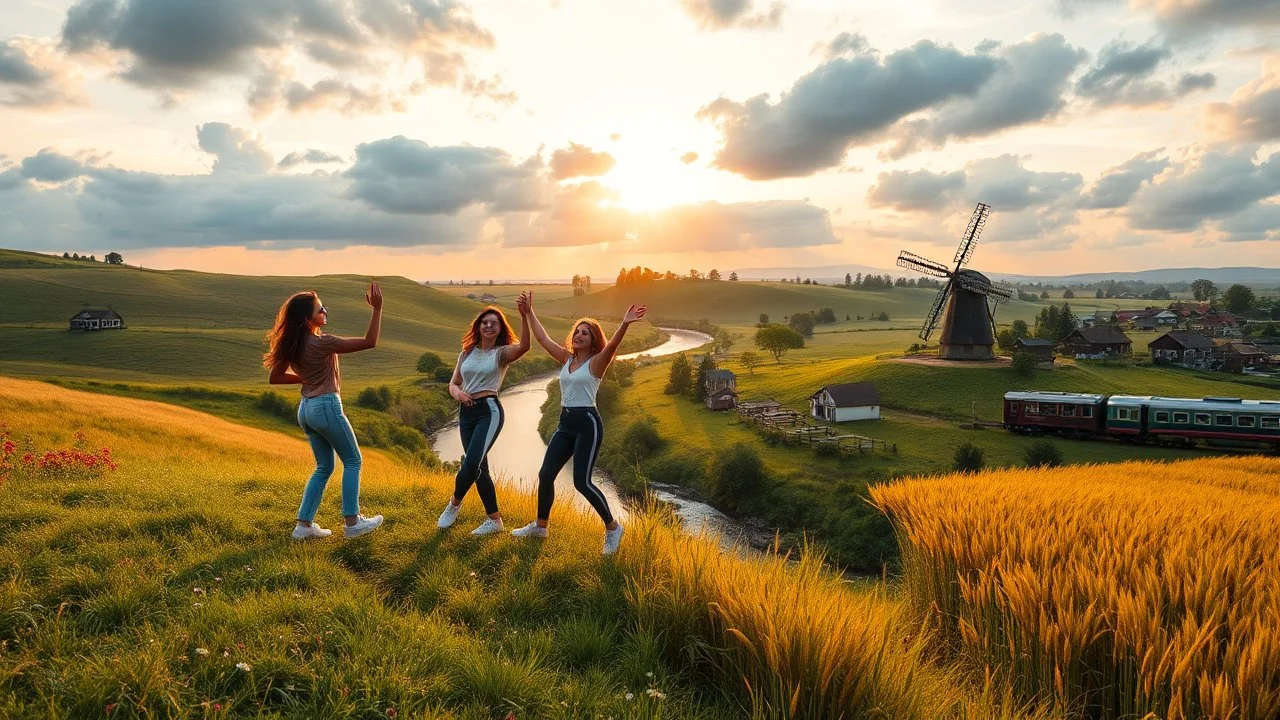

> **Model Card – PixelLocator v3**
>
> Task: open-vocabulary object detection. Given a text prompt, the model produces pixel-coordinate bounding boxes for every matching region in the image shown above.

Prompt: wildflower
[645,688,666,700]
[213,703,222,711]
[645,671,653,678]
[105,702,118,713]
[236,662,252,672]
[625,693,634,701]
[195,648,209,656]
[2,440,15,456]
[192,587,204,595]
[386,709,398,719]
[192,602,202,608]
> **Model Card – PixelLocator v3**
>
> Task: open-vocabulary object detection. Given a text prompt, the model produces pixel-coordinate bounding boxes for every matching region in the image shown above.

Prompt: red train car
[1003,391,1107,438]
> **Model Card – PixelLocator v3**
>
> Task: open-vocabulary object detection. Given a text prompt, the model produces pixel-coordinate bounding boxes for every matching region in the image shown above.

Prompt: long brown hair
[263,291,318,371]
[462,306,516,353]
[565,318,606,355]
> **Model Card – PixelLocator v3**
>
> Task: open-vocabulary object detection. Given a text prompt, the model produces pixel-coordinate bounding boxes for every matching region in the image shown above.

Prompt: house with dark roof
[809,382,881,422]
[68,308,125,331]
[705,369,736,392]
[1215,341,1270,374]
[1149,331,1216,365]
[1013,337,1054,363]
[1058,326,1132,357]
[705,386,738,411]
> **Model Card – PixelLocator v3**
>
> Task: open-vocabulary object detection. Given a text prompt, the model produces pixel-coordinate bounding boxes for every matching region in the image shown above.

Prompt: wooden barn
[1058,327,1132,357]
[1149,331,1215,365]
[705,387,738,411]
[69,308,125,331]
[809,382,881,422]
[1013,338,1054,363]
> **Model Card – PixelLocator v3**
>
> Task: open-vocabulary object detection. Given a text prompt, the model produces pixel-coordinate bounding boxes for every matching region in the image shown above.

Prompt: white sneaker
[470,517,504,536]
[437,501,460,529]
[510,521,548,539]
[344,514,384,539]
[603,524,624,555]
[292,523,332,540]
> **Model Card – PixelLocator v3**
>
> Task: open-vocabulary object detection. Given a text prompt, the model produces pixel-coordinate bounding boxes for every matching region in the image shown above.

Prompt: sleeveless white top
[459,347,506,395]
[559,356,600,407]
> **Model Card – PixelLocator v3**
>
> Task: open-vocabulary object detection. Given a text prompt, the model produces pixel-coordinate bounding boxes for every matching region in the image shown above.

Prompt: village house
[1013,337,1055,363]
[705,387,739,411]
[1191,312,1242,338]
[704,369,736,392]
[1058,326,1133,357]
[1081,310,1115,328]
[809,382,881,422]
[68,308,125,331]
[1148,331,1216,365]
[1215,341,1270,374]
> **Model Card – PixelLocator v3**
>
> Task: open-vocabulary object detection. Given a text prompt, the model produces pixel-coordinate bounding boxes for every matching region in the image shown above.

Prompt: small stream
[430,328,761,553]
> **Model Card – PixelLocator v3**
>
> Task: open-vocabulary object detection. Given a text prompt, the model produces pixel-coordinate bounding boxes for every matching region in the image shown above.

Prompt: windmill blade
[987,281,1014,300]
[952,202,991,269]
[920,283,950,342]
[896,251,951,278]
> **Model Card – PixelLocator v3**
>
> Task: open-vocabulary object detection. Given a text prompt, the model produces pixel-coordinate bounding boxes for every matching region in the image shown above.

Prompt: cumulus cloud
[866,169,965,212]
[1127,146,1280,234]
[0,37,83,107]
[278,149,346,169]
[699,40,998,179]
[680,151,699,164]
[57,0,498,112]
[1059,0,1279,39]
[680,0,784,31]
[549,143,616,180]
[1079,150,1170,209]
[196,122,274,174]
[20,149,88,183]
[1074,39,1215,108]
[1204,58,1280,141]
[884,34,1086,159]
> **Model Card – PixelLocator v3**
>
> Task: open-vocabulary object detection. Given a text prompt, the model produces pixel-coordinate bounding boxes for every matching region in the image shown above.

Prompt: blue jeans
[296,393,361,521]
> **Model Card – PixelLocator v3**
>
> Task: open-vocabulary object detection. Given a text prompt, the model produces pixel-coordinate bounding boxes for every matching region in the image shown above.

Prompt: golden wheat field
[872,457,1280,720]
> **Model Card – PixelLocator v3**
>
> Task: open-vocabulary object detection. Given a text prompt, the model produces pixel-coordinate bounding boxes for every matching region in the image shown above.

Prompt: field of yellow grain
[871,457,1280,720]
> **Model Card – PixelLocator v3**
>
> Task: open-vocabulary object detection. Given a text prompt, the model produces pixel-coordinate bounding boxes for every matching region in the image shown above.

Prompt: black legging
[536,406,614,525]
[454,396,504,515]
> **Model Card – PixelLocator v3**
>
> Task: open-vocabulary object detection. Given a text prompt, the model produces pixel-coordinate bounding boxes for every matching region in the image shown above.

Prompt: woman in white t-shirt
[511,291,647,555]
[436,305,530,536]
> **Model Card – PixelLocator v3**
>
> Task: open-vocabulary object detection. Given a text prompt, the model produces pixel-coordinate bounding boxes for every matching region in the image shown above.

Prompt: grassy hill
[0,250,663,386]
[0,376,1056,719]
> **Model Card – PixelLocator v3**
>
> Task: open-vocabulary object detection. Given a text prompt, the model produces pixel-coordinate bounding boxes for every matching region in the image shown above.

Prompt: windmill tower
[897,203,1012,360]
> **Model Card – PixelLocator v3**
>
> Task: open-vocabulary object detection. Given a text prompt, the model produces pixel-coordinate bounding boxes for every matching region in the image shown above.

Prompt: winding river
[430,328,758,552]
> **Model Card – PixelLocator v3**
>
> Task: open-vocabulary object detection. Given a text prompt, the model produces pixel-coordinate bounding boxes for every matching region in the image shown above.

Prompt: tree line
[615,267,738,285]
[62,251,124,264]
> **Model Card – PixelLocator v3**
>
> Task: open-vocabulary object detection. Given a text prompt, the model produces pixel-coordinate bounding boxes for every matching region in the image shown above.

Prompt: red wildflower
[2,440,15,456]
[105,703,118,714]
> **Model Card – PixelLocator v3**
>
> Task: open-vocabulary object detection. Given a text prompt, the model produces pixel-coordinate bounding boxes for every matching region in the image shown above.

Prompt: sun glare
[601,143,697,214]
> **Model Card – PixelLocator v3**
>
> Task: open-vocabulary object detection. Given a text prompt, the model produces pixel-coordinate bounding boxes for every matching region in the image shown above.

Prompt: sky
[0,0,1277,281]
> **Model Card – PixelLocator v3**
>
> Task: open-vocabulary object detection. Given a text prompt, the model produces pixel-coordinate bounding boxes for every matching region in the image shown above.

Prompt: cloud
[1074,39,1215,108]
[196,122,274,174]
[1204,58,1280,142]
[1058,0,1279,39]
[57,0,496,111]
[1127,146,1280,234]
[278,149,346,169]
[0,37,83,108]
[549,143,616,180]
[680,151,699,164]
[884,34,1086,159]
[866,169,966,211]
[1079,150,1170,209]
[20,149,87,183]
[1217,201,1280,242]
[699,40,998,179]
[345,136,547,215]
[680,0,784,31]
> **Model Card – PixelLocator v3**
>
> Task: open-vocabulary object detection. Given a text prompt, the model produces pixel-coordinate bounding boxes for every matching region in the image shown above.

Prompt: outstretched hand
[365,281,383,310]
[517,291,532,316]
[623,304,647,325]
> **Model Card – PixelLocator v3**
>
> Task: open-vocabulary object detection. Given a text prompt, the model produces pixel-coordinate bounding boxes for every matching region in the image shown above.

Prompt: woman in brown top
[263,281,385,540]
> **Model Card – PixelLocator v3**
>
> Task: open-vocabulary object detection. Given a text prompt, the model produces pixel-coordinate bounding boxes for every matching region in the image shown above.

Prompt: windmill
[896,202,1013,360]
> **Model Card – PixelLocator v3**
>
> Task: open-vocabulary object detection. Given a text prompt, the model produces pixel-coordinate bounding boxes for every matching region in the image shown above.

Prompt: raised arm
[331,281,383,354]
[590,304,647,378]
[519,291,571,365]
[501,298,532,366]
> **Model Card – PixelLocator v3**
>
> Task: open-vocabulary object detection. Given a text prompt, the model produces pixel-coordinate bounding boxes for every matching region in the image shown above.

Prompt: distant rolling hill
[732,261,1280,288]
[0,248,657,386]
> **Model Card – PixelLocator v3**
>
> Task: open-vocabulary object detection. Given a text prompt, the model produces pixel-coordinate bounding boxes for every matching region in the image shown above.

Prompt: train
[1002,391,1280,450]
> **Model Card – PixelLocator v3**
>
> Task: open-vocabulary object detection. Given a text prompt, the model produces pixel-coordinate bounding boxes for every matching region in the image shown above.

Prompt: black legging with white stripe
[536,406,613,525]
[454,397,504,515]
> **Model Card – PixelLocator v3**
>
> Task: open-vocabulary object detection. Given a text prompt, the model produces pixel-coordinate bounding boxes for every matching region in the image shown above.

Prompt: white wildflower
[195,648,209,656]
[236,662,252,672]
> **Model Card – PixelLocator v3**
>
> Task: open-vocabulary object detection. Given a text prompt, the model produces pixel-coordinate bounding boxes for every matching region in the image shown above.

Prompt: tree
[692,354,716,402]
[105,252,123,264]
[1023,440,1063,468]
[708,269,722,281]
[1096,289,1105,299]
[739,350,761,374]
[1012,348,1039,376]
[1148,286,1170,300]
[996,328,1017,350]
[1191,279,1218,302]
[1055,302,1079,341]
[1011,319,1029,339]
[1063,288,1075,299]
[758,313,769,325]
[788,312,816,337]
[665,352,694,395]
[62,252,70,259]
[416,352,445,374]
[953,442,985,473]
[1039,291,1049,299]
[715,328,735,354]
[817,307,836,323]
[708,443,767,513]
[844,273,852,287]
[689,269,703,280]
[755,324,805,362]
[1222,284,1256,315]
[729,271,738,281]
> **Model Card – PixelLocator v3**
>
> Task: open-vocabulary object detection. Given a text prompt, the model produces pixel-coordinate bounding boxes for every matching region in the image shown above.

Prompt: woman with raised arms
[512,291,647,555]
[436,304,530,535]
